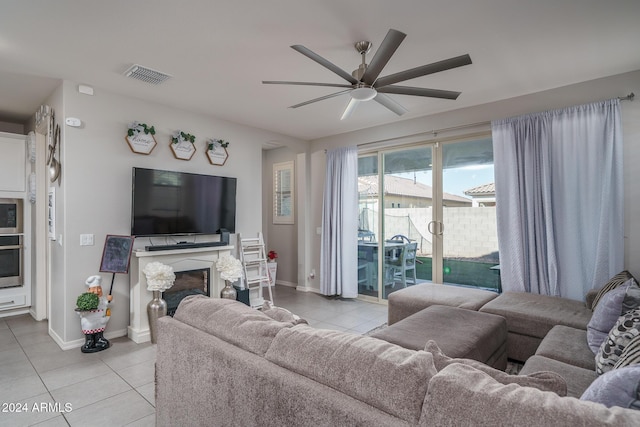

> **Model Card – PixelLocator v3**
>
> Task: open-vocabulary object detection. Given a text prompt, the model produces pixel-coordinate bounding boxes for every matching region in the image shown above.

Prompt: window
[273,161,294,224]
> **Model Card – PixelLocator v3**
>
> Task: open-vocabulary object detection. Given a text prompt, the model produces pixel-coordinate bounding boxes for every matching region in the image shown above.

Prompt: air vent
[123,64,172,85]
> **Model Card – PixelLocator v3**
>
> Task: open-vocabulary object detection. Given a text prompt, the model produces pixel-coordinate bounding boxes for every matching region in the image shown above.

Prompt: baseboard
[295,285,321,294]
[276,280,297,288]
[51,328,128,351]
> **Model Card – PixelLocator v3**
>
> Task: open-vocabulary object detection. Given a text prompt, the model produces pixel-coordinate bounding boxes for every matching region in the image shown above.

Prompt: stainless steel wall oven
[0,199,23,289]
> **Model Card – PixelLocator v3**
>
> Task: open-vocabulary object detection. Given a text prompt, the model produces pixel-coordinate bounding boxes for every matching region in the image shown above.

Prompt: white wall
[49,81,304,347]
[307,70,640,293]
[262,147,300,286]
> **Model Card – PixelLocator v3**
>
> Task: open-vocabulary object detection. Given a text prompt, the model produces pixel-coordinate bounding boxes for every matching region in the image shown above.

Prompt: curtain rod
[355,120,490,149]
[338,92,634,151]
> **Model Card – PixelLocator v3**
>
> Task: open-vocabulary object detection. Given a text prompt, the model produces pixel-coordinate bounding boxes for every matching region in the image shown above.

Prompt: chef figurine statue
[78,275,112,353]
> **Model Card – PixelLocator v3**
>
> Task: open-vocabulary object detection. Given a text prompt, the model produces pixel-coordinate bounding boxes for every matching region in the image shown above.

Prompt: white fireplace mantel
[128,245,232,343]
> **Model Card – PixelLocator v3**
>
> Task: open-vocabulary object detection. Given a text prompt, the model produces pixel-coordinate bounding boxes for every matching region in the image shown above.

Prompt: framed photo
[48,187,56,240]
[99,235,135,274]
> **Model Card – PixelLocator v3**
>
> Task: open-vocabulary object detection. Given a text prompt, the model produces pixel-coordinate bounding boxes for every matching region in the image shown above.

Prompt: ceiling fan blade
[377,85,461,100]
[262,80,353,89]
[291,45,358,85]
[374,54,472,88]
[374,93,408,116]
[340,98,360,120]
[361,29,407,86]
[290,89,352,109]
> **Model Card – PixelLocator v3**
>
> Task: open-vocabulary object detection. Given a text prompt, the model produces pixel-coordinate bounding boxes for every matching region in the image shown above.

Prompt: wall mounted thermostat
[65,117,82,127]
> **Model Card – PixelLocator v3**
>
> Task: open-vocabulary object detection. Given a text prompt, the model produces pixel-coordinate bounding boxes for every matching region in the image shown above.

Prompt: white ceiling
[1,1,639,141]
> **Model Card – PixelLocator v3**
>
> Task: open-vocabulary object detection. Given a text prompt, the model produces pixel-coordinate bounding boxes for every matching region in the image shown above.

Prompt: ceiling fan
[263,29,472,120]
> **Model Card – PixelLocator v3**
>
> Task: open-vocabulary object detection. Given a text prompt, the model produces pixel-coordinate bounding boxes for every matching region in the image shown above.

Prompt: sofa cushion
[535,325,595,370]
[265,324,436,424]
[424,340,566,395]
[581,365,640,410]
[479,292,592,339]
[614,334,640,369]
[587,279,635,353]
[596,308,640,375]
[173,295,292,356]
[591,270,637,310]
[521,355,598,398]
[425,363,640,426]
[372,305,507,369]
[387,283,498,325]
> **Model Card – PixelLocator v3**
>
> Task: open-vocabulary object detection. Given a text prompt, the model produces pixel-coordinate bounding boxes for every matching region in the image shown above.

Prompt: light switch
[80,234,94,246]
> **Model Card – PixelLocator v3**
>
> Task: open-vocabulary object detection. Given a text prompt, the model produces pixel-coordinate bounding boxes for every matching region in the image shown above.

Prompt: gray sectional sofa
[155,295,640,426]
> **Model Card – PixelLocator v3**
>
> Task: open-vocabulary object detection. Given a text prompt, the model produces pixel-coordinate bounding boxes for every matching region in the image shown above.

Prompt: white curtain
[320,146,358,297]
[492,99,623,300]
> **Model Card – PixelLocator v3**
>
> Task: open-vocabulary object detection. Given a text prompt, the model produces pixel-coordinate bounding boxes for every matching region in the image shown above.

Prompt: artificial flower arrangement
[172,130,196,144]
[143,262,176,292]
[127,121,156,137]
[268,250,278,262]
[207,138,230,151]
[215,254,243,283]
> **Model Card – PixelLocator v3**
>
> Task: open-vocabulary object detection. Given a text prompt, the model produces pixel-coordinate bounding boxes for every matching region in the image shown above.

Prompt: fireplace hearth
[163,268,210,316]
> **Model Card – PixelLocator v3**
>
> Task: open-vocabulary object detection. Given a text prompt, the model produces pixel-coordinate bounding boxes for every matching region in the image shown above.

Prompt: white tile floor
[0,286,387,426]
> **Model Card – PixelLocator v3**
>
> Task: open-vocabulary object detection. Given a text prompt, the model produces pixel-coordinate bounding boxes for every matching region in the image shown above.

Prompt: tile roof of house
[358,175,471,203]
[464,182,495,196]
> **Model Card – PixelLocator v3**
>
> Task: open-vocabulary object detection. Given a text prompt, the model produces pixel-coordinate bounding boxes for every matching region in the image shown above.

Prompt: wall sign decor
[99,235,135,274]
[170,130,196,160]
[126,122,157,154]
[206,139,229,166]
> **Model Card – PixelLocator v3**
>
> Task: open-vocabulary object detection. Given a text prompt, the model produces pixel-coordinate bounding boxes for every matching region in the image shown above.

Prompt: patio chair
[385,242,418,289]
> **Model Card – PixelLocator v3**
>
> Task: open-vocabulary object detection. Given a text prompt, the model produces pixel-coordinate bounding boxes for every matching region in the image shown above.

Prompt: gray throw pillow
[596,308,640,375]
[581,365,640,410]
[260,301,308,325]
[587,279,635,354]
[424,340,567,396]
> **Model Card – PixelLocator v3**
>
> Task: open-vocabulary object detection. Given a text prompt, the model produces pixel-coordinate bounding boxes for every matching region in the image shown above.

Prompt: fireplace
[163,268,210,316]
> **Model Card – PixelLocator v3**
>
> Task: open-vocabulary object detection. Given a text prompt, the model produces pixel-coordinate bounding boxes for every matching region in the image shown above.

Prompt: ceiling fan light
[351,87,377,101]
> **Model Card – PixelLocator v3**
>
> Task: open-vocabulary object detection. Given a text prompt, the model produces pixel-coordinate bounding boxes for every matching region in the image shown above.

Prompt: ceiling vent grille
[123,64,172,85]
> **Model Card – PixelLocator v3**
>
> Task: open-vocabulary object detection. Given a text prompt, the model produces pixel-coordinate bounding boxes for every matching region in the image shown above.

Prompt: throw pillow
[261,301,308,325]
[596,308,640,375]
[424,340,567,396]
[591,270,637,310]
[614,334,640,369]
[581,365,640,410]
[587,279,635,354]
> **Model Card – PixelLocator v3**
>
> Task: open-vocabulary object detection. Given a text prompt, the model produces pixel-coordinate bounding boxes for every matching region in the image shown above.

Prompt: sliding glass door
[357,134,498,301]
[357,146,435,300]
[441,138,499,291]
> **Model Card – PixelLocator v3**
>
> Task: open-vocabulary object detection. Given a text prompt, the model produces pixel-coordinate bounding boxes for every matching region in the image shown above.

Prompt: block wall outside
[384,207,498,260]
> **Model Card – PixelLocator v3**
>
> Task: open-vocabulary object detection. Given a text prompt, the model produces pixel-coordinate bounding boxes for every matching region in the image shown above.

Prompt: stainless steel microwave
[0,198,23,234]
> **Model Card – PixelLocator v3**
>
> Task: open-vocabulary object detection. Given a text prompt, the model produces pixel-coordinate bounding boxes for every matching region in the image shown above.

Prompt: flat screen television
[131,167,236,237]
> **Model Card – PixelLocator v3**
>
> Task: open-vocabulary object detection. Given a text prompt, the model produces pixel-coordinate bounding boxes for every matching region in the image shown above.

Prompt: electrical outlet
[80,234,94,246]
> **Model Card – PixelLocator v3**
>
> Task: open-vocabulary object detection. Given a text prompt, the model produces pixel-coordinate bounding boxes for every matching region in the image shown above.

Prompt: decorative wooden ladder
[237,232,274,308]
